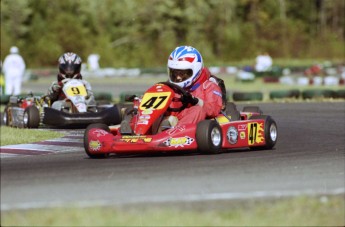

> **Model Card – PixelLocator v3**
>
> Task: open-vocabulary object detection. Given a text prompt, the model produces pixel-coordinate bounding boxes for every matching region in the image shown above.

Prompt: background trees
[1,0,344,68]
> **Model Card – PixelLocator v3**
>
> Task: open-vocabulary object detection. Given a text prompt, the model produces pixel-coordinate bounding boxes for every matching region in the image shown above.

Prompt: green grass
[0,126,65,146]
[1,195,344,226]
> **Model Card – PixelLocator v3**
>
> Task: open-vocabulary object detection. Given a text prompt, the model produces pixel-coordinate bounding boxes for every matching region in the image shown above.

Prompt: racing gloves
[182,92,199,106]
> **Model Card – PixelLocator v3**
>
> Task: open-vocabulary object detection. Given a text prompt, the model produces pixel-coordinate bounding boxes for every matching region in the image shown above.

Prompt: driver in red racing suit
[164,46,223,128]
[120,46,225,134]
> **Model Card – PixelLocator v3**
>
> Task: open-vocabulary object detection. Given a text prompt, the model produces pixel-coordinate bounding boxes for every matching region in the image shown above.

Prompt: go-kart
[84,82,278,158]
[3,79,121,128]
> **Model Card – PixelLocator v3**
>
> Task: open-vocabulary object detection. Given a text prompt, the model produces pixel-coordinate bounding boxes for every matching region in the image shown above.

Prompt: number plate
[139,92,171,110]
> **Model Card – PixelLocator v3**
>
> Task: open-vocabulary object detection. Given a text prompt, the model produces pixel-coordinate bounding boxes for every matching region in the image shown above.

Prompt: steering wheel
[158,81,192,112]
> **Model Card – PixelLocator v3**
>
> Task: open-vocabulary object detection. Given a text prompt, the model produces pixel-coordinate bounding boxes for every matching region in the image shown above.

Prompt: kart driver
[45,52,95,109]
[120,46,225,134]
[164,45,224,128]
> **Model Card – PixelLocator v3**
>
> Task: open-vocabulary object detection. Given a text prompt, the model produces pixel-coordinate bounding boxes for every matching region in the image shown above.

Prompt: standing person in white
[87,54,100,71]
[255,52,273,72]
[3,46,26,95]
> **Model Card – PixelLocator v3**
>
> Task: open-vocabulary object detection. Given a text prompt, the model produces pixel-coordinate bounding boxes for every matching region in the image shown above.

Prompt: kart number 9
[66,85,87,96]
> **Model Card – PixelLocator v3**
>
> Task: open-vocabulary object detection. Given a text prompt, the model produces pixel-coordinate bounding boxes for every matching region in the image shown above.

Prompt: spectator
[2,46,26,95]
[87,53,100,71]
[255,52,273,72]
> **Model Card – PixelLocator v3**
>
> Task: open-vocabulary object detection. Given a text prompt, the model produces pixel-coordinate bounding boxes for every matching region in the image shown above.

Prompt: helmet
[10,46,19,54]
[58,52,82,80]
[168,46,203,88]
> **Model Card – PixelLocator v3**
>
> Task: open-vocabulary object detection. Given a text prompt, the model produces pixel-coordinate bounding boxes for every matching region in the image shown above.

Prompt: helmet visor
[169,69,193,83]
[59,63,81,78]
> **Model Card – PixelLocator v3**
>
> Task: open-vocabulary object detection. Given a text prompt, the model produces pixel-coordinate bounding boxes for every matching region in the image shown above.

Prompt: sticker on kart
[139,92,172,110]
[89,140,102,151]
[120,135,153,143]
[64,82,87,97]
[163,136,194,148]
[247,122,265,145]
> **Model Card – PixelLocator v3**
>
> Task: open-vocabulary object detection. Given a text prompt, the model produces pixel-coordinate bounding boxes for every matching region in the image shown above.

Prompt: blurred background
[1,0,345,102]
[1,0,344,68]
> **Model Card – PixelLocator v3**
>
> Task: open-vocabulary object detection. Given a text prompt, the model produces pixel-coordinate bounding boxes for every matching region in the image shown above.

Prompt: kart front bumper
[42,106,121,127]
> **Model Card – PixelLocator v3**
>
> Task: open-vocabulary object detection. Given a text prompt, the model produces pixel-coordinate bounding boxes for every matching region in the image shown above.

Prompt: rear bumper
[42,106,121,127]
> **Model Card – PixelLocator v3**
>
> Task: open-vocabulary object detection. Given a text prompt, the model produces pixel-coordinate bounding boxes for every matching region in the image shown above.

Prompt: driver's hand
[43,95,51,104]
[182,92,199,106]
[52,83,61,92]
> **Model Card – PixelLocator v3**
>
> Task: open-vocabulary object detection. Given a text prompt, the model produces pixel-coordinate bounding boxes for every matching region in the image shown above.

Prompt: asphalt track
[1,102,345,210]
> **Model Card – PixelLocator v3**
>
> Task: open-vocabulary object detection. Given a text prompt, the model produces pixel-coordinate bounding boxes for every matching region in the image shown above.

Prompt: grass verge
[1,195,344,226]
[0,126,65,146]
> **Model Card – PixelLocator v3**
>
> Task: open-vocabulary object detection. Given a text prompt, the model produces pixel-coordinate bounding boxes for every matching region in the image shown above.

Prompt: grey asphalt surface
[1,102,344,210]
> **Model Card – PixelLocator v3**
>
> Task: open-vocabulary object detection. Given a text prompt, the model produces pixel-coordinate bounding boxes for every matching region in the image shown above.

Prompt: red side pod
[221,119,266,148]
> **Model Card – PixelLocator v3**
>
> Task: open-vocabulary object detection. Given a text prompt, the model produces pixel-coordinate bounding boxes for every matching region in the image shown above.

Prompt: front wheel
[84,123,110,159]
[196,120,223,154]
[23,106,40,128]
[249,115,278,150]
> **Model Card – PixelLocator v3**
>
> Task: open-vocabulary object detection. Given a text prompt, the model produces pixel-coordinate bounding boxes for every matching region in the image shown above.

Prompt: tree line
[1,0,344,68]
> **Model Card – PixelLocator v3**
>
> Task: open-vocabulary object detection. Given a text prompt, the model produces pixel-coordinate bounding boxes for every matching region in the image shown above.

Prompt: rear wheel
[196,120,222,154]
[23,106,40,128]
[84,123,110,159]
[249,115,277,150]
[3,107,11,126]
[242,106,263,114]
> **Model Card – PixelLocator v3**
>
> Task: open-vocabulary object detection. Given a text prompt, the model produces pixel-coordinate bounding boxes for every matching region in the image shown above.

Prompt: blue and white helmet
[167,46,203,88]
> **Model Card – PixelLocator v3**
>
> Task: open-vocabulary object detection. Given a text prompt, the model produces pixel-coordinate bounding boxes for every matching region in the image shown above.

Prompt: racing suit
[46,75,95,108]
[2,52,26,95]
[171,67,223,126]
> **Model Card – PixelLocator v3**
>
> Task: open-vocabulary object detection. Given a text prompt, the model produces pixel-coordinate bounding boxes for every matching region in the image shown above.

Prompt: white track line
[1,188,344,211]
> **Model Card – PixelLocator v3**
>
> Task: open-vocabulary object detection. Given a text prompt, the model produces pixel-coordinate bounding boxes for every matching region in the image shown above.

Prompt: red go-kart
[84,82,278,158]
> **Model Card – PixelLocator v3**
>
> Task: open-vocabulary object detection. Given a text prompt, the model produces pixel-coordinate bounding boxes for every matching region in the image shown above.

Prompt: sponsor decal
[226,126,238,144]
[137,119,149,125]
[163,136,194,147]
[137,115,151,125]
[141,109,153,115]
[166,125,186,135]
[121,135,152,143]
[238,124,247,131]
[248,122,265,145]
[139,115,151,119]
[92,129,109,137]
[213,90,222,97]
[240,131,246,139]
[89,140,101,151]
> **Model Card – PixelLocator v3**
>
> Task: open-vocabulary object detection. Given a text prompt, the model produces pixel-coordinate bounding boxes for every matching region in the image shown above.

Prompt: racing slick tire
[242,106,263,114]
[269,89,300,99]
[337,89,345,99]
[196,120,222,154]
[249,115,277,150]
[232,92,263,101]
[3,106,11,126]
[301,89,336,99]
[23,106,40,128]
[84,123,110,159]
